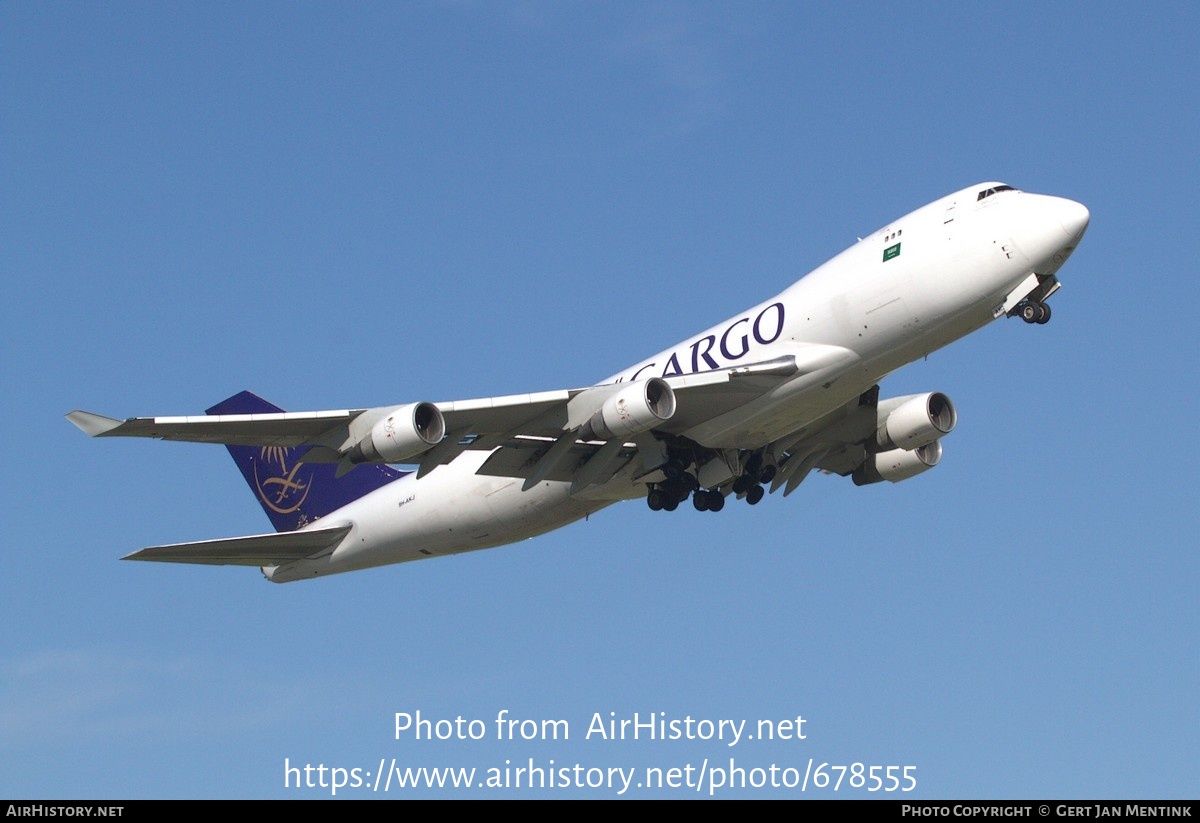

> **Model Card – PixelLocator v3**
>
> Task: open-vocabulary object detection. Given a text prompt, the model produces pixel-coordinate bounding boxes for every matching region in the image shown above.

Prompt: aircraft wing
[123,524,353,566]
[407,352,809,453]
[66,408,361,447]
[67,345,851,491]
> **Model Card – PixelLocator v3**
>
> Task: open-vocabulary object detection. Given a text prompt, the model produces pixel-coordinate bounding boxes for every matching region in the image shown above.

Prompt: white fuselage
[266,184,1088,582]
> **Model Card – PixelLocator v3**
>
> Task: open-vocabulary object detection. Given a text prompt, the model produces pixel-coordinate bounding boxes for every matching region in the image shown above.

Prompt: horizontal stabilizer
[124,524,352,566]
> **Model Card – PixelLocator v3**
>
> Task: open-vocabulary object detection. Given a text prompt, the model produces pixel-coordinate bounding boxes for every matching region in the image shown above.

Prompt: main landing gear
[646,484,725,513]
[730,452,773,505]
[647,458,718,513]
[1017,300,1052,325]
[644,451,776,512]
[692,489,725,512]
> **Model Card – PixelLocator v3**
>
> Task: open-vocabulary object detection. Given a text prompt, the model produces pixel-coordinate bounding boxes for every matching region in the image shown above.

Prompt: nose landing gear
[1017,300,1051,324]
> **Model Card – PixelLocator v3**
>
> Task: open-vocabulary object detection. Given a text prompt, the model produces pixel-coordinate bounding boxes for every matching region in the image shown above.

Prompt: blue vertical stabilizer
[207,391,405,533]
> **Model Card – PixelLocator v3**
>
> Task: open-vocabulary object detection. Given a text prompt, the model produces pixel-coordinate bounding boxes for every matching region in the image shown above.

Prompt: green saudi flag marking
[883,243,901,262]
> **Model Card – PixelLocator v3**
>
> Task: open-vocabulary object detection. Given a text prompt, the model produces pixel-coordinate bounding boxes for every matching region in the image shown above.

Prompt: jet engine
[875,392,956,452]
[852,441,942,485]
[579,377,676,441]
[346,402,445,464]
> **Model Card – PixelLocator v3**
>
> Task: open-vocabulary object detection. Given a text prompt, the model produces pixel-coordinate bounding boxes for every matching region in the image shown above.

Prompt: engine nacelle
[852,441,942,486]
[876,392,956,451]
[346,402,445,464]
[579,377,676,441]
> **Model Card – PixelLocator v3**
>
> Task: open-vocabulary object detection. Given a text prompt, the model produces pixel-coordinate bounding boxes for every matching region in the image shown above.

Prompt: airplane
[67,181,1089,583]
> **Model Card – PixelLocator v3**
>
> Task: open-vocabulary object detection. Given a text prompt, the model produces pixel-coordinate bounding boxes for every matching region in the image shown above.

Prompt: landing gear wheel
[1020,300,1050,324]
[759,465,777,484]
[692,492,709,512]
[647,489,665,511]
[707,490,725,512]
[732,475,751,495]
[746,485,765,505]
[662,497,679,512]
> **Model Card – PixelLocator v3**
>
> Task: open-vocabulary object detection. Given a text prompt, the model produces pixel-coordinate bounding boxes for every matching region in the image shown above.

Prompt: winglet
[65,410,124,437]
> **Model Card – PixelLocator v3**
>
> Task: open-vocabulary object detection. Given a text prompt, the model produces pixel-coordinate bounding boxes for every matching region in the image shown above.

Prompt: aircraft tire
[1036,302,1051,324]
[746,485,765,505]
[707,490,725,512]
[693,492,709,512]
[647,489,665,511]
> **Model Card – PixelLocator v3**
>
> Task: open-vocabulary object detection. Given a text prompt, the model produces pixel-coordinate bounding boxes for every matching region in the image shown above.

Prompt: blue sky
[3,2,1196,799]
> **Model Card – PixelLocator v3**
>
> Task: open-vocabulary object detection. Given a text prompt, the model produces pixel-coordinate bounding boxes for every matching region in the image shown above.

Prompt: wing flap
[124,524,353,566]
[476,437,636,484]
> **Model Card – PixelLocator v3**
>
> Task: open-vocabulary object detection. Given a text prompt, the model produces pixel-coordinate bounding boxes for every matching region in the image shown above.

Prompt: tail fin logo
[209,391,407,532]
[253,447,314,515]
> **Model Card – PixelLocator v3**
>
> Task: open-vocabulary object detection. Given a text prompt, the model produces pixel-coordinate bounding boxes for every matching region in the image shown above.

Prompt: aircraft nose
[1058,198,1090,242]
[1013,193,1089,276]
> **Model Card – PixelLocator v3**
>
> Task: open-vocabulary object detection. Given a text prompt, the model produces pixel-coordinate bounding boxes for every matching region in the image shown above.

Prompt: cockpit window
[977,185,1016,201]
